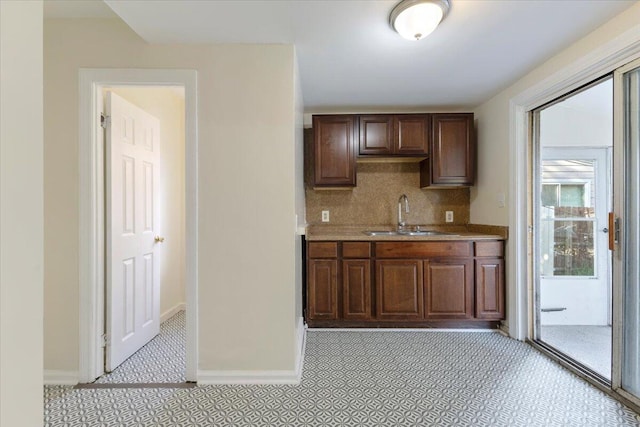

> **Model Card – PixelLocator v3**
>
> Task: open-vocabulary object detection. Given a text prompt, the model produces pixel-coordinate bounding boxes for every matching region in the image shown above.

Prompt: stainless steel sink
[402,231,456,236]
[364,230,457,236]
[364,231,399,236]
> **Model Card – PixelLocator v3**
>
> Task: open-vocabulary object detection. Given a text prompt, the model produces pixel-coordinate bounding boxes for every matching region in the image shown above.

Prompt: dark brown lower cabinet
[376,260,424,320]
[307,259,338,320]
[342,259,371,320]
[424,259,474,319]
[475,258,505,319]
[305,240,504,327]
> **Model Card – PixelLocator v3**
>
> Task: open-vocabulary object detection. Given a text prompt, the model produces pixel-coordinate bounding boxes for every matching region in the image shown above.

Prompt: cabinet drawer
[376,242,472,258]
[308,242,338,258]
[475,241,503,257]
[343,242,371,258]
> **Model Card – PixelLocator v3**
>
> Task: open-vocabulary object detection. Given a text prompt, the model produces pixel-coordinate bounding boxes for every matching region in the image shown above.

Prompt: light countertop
[305,225,506,241]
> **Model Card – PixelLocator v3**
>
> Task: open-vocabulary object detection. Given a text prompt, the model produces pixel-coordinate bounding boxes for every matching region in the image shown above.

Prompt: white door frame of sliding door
[78,68,198,383]
[612,56,640,408]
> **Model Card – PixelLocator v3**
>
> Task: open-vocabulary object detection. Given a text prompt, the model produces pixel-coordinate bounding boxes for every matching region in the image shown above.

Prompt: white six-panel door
[106,91,161,371]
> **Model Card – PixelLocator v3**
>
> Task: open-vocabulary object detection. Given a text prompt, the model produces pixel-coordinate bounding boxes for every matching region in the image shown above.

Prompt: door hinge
[101,334,109,347]
[100,113,110,129]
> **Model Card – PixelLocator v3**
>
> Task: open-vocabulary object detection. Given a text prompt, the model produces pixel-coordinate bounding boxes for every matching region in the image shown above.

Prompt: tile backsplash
[306,162,470,226]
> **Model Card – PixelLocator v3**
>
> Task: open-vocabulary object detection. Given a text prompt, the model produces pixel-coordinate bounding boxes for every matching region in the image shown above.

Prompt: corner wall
[44,18,299,380]
[294,51,305,345]
[0,1,44,425]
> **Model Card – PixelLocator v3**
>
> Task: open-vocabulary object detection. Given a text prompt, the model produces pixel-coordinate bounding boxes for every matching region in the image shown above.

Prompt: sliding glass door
[533,78,613,380]
[613,58,640,405]
[530,56,640,408]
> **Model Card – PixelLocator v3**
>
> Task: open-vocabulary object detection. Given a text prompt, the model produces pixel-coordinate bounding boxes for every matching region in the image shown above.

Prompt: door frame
[78,68,198,383]
[612,56,640,408]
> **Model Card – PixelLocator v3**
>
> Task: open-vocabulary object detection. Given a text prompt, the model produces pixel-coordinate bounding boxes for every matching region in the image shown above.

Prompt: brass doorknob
[154,236,165,243]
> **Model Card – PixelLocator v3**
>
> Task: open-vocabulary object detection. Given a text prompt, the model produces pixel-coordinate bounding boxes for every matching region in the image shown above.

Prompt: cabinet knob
[154,235,165,243]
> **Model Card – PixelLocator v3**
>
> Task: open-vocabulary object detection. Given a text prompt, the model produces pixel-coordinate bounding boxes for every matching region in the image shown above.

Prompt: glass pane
[542,184,558,207]
[554,206,594,219]
[560,184,585,207]
[622,66,640,398]
[550,220,594,276]
[537,77,613,381]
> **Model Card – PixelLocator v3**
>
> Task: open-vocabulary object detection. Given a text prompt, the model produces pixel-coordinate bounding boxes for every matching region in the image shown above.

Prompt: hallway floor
[96,310,186,384]
[45,329,640,426]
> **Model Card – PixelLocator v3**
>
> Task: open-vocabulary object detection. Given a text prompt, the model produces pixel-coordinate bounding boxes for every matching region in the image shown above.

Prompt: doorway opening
[532,77,613,381]
[96,86,187,384]
[78,69,198,385]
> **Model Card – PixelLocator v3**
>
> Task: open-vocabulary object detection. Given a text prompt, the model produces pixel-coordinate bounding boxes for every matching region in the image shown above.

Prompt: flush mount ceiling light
[390,0,450,41]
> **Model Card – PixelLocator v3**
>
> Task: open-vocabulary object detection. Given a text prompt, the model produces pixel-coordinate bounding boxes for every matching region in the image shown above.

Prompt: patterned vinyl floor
[95,311,186,384]
[45,328,640,426]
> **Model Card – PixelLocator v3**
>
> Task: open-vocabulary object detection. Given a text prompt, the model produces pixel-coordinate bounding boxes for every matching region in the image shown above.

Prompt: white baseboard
[44,370,79,385]
[198,318,307,385]
[161,302,186,323]
[294,316,306,382]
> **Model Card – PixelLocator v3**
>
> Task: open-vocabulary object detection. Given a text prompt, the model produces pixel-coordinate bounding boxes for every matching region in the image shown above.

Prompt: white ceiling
[46,0,637,110]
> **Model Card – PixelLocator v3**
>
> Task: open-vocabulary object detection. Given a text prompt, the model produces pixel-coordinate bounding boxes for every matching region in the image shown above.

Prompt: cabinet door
[424,259,474,319]
[376,260,423,320]
[430,114,474,185]
[359,115,393,155]
[343,259,371,320]
[475,258,505,320]
[395,114,430,155]
[307,259,338,319]
[312,115,356,187]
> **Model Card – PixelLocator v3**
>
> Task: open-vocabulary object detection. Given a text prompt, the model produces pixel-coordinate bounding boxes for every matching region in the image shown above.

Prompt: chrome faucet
[397,194,409,232]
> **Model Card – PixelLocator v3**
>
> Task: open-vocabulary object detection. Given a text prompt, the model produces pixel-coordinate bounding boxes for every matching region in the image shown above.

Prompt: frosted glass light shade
[390,0,450,41]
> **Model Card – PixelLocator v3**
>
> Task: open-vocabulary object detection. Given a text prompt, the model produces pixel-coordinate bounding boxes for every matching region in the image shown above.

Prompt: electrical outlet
[321,210,330,223]
[445,211,454,223]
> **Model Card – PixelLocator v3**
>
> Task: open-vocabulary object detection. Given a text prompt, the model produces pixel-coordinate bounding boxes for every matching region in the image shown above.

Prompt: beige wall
[306,163,470,226]
[0,1,44,425]
[106,87,186,319]
[44,18,299,375]
[471,3,640,226]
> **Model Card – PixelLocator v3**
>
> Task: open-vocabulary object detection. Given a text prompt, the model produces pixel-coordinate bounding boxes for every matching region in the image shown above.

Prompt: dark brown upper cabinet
[359,114,430,156]
[311,115,357,187]
[421,113,475,187]
[307,113,475,189]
